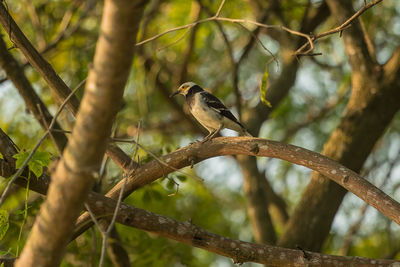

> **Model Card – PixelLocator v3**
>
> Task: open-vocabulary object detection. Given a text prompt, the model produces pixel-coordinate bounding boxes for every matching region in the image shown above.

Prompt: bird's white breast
[189,93,222,131]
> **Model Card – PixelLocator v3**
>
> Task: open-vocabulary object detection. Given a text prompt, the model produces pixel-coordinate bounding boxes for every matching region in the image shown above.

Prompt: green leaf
[0,209,9,241]
[31,151,51,166]
[13,150,51,178]
[29,163,42,178]
[260,65,272,108]
[13,151,30,170]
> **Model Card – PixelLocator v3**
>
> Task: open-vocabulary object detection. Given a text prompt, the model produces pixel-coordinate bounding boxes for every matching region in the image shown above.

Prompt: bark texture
[278,0,400,251]
[15,1,146,266]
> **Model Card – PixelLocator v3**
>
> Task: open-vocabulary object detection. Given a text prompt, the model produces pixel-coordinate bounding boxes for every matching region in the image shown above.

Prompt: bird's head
[170,82,197,97]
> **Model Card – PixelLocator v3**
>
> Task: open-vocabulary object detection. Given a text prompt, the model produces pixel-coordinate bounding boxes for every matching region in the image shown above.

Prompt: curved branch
[74,137,400,238]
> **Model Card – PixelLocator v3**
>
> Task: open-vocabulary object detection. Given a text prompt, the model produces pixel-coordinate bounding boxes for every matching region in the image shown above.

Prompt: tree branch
[73,137,400,239]
[85,192,400,266]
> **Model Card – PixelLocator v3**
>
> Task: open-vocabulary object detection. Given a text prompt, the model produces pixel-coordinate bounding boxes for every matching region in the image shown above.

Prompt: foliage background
[0,0,399,266]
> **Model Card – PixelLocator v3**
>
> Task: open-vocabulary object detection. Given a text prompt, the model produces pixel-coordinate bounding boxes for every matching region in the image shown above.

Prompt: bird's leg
[208,126,221,140]
[201,130,215,143]
[202,124,224,142]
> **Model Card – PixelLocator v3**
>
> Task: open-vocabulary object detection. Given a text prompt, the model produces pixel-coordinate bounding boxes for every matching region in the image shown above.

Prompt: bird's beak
[170,90,180,97]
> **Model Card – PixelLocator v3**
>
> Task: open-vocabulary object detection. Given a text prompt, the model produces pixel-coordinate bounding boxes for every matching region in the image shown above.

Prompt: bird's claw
[201,137,211,143]
[189,139,201,145]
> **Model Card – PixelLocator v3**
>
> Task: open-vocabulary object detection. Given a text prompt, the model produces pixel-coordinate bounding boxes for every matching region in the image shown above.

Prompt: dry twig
[136,0,384,57]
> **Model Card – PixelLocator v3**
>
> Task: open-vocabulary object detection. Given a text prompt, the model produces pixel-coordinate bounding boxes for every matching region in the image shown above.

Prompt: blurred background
[0,0,399,266]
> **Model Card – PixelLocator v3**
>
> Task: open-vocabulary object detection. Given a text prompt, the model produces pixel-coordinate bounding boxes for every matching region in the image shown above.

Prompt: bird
[170,82,252,142]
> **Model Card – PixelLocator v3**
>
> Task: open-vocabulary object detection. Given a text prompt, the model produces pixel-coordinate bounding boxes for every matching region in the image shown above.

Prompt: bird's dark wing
[200,91,243,127]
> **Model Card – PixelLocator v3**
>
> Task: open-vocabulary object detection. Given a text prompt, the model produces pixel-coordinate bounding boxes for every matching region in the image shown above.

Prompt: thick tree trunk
[15,1,147,266]
[278,0,400,251]
[237,2,330,244]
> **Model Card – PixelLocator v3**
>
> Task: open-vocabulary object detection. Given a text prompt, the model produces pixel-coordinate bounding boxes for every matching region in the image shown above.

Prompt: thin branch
[295,0,383,55]
[209,17,242,118]
[37,104,63,156]
[0,36,68,149]
[136,0,384,57]
[24,0,46,50]
[234,22,277,66]
[157,27,191,51]
[214,0,226,17]
[99,175,127,267]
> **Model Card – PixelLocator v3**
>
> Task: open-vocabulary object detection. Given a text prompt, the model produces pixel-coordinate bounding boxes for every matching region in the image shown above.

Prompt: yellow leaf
[260,65,272,108]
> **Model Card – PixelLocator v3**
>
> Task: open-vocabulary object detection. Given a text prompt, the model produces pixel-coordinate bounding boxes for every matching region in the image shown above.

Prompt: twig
[25,0,46,50]
[37,104,63,156]
[98,173,127,267]
[215,0,226,17]
[157,27,191,51]
[234,22,278,67]
[0,78,85,207]
[295,0,383,55]
[136,0,384,57]
[166,176,180,197]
